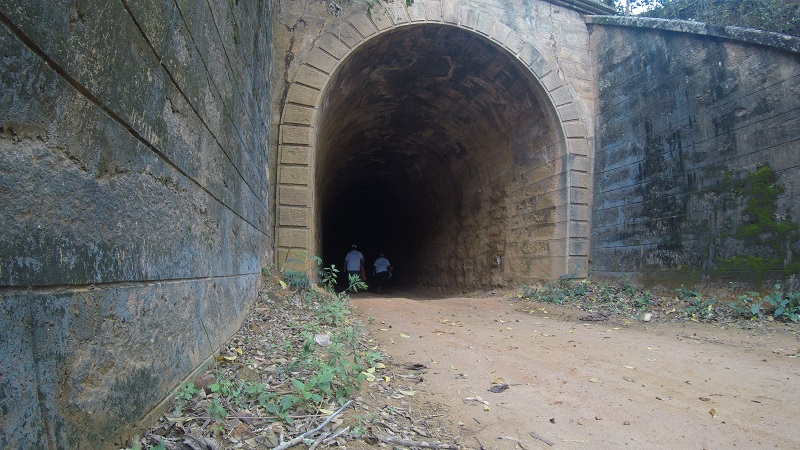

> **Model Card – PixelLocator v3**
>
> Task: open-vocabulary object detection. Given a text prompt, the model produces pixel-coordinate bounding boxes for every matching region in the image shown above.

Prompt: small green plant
[280,253,312,290]
[313,256,339,291]
[172,381,200,401]
[208,378,229,396]
[316,297,351,327]
[676,285,697,299]
[260,393,296,423]
[348,412,376,437]
[171,382,201,414]
[245,382,274,406]
[620,276,637,295]
[208,398,227,423]
[283,269,311,290]
[763,285,800,322]
[345,273,368,293]
[678,286,716,321]
[728,291,762,319]
[522,274,575,305]
[633,290,654,309]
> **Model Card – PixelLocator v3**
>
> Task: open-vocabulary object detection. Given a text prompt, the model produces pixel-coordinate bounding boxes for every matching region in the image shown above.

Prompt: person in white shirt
[372,252,392,293]
[344,245,365,281]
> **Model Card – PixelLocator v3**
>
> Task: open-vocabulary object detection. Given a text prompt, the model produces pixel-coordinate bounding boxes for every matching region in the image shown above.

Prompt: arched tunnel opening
[315,24,563,293]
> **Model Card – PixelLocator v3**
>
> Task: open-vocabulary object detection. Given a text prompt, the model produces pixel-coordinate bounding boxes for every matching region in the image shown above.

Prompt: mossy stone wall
[589,18,800,284]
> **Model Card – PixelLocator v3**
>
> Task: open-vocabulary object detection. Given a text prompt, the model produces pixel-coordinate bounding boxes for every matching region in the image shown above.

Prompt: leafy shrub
[725,285,800,322]
[677,286,717,321]
[520,276,658,317]
[764,286,800,322]
[313,255,339,291]
[727,291,762,319]
[282,269,311,290]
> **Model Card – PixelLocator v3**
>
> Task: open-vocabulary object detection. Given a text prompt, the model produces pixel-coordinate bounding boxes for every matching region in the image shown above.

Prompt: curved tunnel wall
[317,24,560,290]
[276,1,594,292]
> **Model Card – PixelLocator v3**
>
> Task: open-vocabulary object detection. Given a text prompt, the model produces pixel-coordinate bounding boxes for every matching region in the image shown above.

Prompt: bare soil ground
[351,291,800,449]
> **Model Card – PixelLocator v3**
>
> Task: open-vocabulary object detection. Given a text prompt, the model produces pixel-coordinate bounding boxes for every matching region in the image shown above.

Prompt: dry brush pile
[519,275,800,325]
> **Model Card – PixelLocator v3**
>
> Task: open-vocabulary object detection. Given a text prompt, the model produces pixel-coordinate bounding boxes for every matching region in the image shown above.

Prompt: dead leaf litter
[124,279,463,449]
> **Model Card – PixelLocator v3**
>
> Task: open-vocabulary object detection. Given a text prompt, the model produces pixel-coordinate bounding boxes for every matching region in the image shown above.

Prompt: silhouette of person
[372,252,392,293]
[344,245,365,282]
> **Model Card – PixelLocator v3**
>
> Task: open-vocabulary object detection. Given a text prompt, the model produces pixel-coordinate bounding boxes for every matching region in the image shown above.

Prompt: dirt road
[352,294,800,449]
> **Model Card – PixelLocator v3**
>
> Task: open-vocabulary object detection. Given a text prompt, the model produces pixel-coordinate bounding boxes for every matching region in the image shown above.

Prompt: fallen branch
[529,431,555,446]
[308,430,330,450]
[498,436,529,450]
[272,400,352,450]
[374,433,460,449]
[321,426,349,445]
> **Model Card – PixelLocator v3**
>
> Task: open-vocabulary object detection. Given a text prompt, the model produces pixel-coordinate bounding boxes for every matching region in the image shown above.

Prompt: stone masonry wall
[271,0,611,286]
[0,1,272,448]
[589,17,800,284]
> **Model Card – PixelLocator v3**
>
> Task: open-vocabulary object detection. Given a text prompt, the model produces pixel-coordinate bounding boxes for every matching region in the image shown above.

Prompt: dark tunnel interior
[315,24,557,292]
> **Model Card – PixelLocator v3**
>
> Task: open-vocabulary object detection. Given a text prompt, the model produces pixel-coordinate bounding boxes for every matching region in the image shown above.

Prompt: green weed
[520,275,658,318]
[208,398,227,423]
[171,382,200,415]
[764,285,800,322]
[313,255,339,291]
[727,291,763,319]
[677,286,717,321]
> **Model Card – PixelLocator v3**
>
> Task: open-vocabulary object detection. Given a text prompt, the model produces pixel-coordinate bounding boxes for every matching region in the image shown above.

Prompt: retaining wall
[0,1,272,447]
[589,17,800,284]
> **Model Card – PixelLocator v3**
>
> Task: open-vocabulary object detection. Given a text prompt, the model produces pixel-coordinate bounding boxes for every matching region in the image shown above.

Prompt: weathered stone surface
[282,104,315,125]
[279,185,310,206]
[280,146,312,165]
[278,227,310,249]
[0,275,257,449]
[280,124,313,145]
[286,84,322,107]
[294,64,329,90]
[589,20,800,282]
[0,1,273,448]
[278,206,310,227]
[279,166,311,185]
[5,0,800,447]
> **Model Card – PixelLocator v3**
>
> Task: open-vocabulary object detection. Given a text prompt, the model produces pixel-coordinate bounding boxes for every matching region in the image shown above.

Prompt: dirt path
[351,293,800,449]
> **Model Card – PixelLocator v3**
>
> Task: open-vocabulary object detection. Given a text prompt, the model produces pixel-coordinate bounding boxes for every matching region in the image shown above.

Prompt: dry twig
[529,431,555,446]
[271,400,352,450]
[374,432,460,449]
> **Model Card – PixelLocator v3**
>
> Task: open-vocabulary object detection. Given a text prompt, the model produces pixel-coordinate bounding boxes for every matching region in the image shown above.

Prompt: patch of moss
[716,164,800,279]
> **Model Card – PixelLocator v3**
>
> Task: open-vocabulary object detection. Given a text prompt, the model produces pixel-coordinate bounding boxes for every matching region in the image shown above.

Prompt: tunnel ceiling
[315,24,555,287]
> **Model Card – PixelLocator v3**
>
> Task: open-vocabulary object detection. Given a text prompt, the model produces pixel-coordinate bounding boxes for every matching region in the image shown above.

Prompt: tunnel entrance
[276,14,591,294]
[315,24,563,292]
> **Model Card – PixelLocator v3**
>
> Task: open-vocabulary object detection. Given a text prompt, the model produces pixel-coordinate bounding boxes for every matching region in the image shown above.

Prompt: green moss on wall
[716,164,800,278]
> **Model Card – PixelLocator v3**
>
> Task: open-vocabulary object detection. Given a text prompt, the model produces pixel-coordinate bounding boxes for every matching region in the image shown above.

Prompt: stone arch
[276,0,591,287]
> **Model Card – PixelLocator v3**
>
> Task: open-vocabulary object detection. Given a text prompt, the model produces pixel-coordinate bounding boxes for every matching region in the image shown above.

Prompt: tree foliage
[623,0,800,37]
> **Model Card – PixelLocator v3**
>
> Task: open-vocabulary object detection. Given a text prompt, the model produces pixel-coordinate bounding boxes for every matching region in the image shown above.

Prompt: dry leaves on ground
[125,279,464,450]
